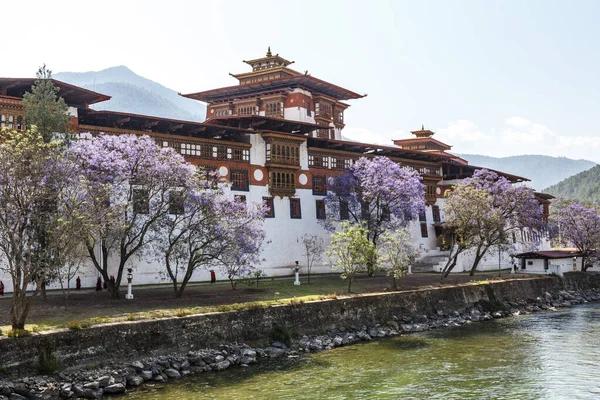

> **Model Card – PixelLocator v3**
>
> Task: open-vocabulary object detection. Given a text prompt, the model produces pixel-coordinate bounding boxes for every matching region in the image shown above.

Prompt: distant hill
[544,165,600,202]
[55,66,205,122]
[455,154,596,191]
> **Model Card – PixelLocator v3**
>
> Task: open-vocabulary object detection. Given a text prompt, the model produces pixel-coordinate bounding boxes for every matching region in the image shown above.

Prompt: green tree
[378,229,419,290]
[22,65,70,143]
[326,223,376,292]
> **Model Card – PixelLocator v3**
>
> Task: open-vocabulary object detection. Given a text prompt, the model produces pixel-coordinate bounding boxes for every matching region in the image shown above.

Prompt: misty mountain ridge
[55,66,205,122]
[454,154,596,191]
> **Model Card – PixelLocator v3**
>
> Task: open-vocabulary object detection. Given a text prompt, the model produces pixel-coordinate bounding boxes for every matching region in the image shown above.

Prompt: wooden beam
[143,120,159,129]
[169,123,184,131]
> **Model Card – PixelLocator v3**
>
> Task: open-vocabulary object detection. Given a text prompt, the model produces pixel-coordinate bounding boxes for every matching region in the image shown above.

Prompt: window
[263,196,275,218]
[290,198,302,219]
[306,101,312,117]
[312,175,326,195]
[269,170,296,195]
[133,189,149,214]
[169,191,184,215]
[228,147,250,162]
[308,153,329,169]
[234,195,247,204]
[237,105,256,116]
[0,115,5,128]
[265,102,283,117]
[316,199,326,220]
[16,116,23,130]
[432,206,441,223]
[420,222,428,238]
[419,211,427,222]
[266,142,300,165]
[230,169,249,191]
[381,206,391,222]
[340,200,349,220]
[8,115,13,129]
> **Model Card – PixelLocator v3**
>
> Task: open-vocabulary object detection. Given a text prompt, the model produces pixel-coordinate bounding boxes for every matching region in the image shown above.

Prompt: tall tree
[442,169,543,277]
[326,223,376,293]
[0,129,80,329]
[155,186,266,296]
[378,228,419,289]
[555,202,600,271]
[323,156,425,274]
[69,134,198,298]
[299,234,324,284]
[22,65,70,143]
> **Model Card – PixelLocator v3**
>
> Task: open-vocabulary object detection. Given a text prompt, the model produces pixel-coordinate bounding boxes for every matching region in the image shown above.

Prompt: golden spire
[266,46,272,57]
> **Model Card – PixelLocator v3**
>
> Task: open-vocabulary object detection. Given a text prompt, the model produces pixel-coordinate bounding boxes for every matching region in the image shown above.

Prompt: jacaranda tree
[323,156,425,274]
[69,134,198,298]
[155,181,266,296]
[555,202,600,271]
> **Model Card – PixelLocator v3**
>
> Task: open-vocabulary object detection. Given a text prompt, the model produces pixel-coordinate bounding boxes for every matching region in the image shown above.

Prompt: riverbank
[1,273,599,399]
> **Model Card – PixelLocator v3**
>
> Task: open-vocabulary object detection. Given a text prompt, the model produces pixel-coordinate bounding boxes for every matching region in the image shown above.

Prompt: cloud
[345,117,600,162]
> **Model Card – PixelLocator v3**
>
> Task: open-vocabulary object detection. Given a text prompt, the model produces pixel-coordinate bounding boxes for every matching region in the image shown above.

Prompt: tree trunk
[347,275,353,293]
[582,255,587,271]
[469,245,489,276]
[40,281,47,301]
[392,276,399,291]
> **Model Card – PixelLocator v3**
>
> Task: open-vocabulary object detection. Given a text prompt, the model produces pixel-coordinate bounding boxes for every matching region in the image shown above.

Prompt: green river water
[125,303,600,399]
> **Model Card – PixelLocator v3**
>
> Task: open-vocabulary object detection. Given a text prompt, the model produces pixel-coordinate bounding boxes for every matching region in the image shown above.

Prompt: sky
[4,0,600,161]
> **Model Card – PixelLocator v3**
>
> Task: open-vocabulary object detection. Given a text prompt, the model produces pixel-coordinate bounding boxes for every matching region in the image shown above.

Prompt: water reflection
[125,304,600,400]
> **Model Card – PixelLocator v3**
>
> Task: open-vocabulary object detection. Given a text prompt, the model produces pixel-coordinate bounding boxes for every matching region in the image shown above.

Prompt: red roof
[0,77,110,107]
[516,250,582,259]
[182,75,365,102]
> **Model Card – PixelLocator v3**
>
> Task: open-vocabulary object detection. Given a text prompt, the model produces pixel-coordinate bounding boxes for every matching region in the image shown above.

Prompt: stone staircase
[411,253,450,273]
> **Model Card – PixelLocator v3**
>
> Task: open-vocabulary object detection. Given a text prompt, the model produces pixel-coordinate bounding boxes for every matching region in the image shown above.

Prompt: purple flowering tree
[0,129,83,329]
[155,183,266,295]
[69,134,198,298]
[323,156,425,274]
[556,202,600,271]
[443,169,543,277]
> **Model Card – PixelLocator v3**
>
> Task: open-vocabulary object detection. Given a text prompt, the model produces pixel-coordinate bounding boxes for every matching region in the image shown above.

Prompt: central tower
[182,48,365,140]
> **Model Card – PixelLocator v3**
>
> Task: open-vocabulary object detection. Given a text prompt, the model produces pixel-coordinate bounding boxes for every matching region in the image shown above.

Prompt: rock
[265,347,286,358]
[241,349,257,358]
[152,374,165,382]
[212,360,231,371]
[332,336,343,347]
[544,292,553,303]
[271,341,284,348]
[9,395,28,400]
[83,381,99,390]
[140,371,153,381]
[180,360,190,370]
[400,324,413,332]
[164,369,181,379]
[240,356,256,365]
[130,361,144,370]
[171,362,181,371]
[97,375,113,388]
[127,376,144,387]
[492,311,503,318]
[103,383,126,394]
[214,355,225,363]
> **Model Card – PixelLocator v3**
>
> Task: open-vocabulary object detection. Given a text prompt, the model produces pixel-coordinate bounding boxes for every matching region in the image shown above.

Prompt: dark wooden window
[312,175,326,195]
[432,205,441,222]
[269,170,296,195]
[420,222,428,238]
[169,191,184,215]
[133,189,149,215]
[290,198,302,219]
[316,199,326,220]
[263,196,275,218]
[306,101,312,116]
[419,211,427,222]
[340,200,349,220]
[230,169,249,191]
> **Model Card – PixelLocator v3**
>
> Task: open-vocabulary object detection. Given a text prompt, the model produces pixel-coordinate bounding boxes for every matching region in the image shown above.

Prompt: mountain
[544,165,600,202]
[55,66,205,122]
[455,154,596,191]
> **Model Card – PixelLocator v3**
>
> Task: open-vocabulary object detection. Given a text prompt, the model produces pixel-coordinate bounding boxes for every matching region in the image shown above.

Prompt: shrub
[270,324,292,348]
[7,329,30,338]
[175,308,191,317]
[38,347,61,374]
[68,321,82,330]
[126,314,136,321]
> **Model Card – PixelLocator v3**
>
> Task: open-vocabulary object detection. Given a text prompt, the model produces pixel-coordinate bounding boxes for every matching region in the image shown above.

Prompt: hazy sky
[4,0,600,161]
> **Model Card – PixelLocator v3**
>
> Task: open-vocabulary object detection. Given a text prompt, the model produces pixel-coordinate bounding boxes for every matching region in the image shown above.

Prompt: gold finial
[266,46,272,57]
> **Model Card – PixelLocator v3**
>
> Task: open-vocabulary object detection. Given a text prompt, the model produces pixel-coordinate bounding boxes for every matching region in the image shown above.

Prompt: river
[125,303,600,399]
